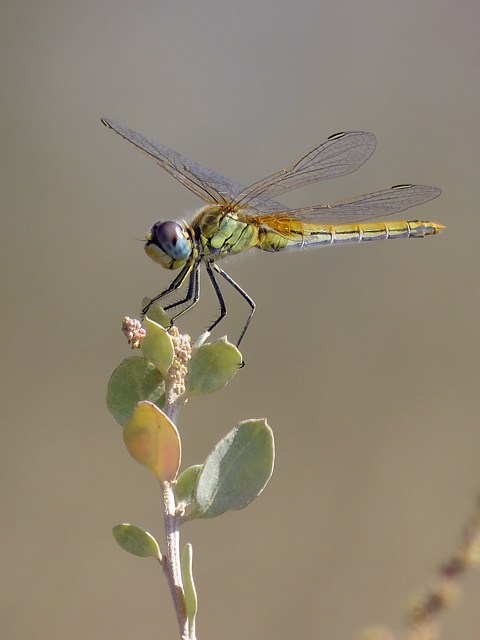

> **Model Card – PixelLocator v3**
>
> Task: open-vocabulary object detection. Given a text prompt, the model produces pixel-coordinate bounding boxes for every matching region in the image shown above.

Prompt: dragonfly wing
[232,131,377,209]
[258,184,442,226]
[102,118,290,209]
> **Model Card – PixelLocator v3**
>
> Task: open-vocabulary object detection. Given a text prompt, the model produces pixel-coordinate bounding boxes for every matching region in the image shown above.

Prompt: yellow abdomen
[256,219,444,252]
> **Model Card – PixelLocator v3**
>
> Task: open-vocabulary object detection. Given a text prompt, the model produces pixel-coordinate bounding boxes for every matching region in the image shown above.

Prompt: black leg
[169,266,200,322]
[142,262,198,317]
[205,262,227,331]
[206,263,256,347]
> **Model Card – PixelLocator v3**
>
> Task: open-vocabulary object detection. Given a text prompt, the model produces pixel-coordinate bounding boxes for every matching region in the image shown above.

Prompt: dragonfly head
[144,220,193,270]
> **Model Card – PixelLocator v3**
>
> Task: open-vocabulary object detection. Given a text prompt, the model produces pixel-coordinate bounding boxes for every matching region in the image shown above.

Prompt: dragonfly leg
[142,262,196,317]
[205,262,227,330]
[207,263,256,347]
[168,267,200,322]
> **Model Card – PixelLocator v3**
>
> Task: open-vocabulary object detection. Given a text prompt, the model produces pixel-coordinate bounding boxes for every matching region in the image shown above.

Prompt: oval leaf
[142,317,174,376]
[181,543,197,638]
[185,338,242,396]
[195,419,274,518]
[123,401,181,481]
[107,356,165,426]
[112,523,161,559]
[142,300,171,328]
[175,465,202,513]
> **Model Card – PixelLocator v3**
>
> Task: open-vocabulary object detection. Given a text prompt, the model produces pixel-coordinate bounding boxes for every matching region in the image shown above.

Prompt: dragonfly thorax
[144,220,193,270]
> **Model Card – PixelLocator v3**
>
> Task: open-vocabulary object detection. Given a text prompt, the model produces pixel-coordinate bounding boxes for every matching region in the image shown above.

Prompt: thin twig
[162,480,189,639]
[160,327,193,639]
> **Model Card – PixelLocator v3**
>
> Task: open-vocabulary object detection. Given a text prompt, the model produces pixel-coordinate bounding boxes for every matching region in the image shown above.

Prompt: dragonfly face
[145,220,193,270]
[102,117,443,346]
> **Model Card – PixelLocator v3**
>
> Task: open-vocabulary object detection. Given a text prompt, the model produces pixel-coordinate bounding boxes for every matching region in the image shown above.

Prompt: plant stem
[162,338,193,639]
[162,480,190,639]
[159,330,194,639]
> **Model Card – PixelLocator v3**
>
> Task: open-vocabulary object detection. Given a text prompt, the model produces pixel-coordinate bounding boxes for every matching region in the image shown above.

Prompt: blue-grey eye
[153,221,191,260]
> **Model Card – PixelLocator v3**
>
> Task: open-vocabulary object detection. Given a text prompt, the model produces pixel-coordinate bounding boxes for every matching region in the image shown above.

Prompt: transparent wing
[102,117,290,212]
[102,117,239,205]
[255,184,442,226]
[232,131,377,210]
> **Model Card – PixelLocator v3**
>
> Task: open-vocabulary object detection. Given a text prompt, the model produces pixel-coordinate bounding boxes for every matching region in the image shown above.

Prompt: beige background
[2,1,480,638]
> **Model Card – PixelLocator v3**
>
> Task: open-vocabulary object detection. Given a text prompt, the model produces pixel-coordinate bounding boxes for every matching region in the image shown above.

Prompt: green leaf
[181,543,197,638]
[107,356,165,426]
[192,331,211,349]
[141,317,174,376]
[123,401,181,481]
[112,524,161,559]
[185,338,242,396]
[175,465,202,513]
[195,419,275,518]
[142,300,170,328]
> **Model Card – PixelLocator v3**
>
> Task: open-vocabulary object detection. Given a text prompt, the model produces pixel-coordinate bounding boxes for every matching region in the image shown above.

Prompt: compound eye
[154,221,190,261]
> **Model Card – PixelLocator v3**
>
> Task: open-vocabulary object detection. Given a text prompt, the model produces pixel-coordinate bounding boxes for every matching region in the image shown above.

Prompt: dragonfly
[102,118,443,346]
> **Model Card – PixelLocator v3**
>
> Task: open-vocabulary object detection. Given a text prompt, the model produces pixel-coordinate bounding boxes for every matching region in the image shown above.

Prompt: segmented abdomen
[257,220,443,252]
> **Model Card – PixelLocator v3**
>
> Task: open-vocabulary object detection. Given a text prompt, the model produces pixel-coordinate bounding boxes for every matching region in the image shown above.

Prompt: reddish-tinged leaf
[123,401,181,481]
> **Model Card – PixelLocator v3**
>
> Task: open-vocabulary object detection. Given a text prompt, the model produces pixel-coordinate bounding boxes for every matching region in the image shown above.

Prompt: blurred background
[2,1,480,638]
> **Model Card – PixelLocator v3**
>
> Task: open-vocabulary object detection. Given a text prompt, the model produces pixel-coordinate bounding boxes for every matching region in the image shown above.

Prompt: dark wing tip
[327,130,376,141]
[390,184,442,199]
[327,131,348,141]
[100,117,115,129]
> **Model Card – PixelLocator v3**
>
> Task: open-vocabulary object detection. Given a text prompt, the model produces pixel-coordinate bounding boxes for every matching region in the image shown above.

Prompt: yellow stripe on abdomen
[332,220,409,242]
[258,219,444,251]
[330,219,444,243]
